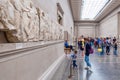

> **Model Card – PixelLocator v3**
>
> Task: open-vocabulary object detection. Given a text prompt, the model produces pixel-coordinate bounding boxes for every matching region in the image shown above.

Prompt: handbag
[98,48,102,52]
[90,47,94,54]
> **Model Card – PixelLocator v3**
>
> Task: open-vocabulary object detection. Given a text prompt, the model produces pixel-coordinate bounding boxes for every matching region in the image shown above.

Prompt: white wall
[0,0,73,80]
[0,41,65,80]
[78,26,95,38]
[99,6,120,38]
[99,14,118,37]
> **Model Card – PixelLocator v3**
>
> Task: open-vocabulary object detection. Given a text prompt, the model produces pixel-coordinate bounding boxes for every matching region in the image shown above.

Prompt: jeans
[85,55,91,67]
[106,46,110,54]
[113,49,117,55]
[73,60,77,68]
[100,47,104,55]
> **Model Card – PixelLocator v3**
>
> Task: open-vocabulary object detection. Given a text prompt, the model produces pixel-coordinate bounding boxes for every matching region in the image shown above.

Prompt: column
[118,12,120,39]
[95,23,100,38]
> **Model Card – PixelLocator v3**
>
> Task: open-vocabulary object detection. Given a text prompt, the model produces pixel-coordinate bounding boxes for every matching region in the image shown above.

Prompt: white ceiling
[69,0,120,22]
[69,0,82,21]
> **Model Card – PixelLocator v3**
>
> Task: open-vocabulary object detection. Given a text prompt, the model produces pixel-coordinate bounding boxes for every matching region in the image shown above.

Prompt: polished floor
[63,48,120,80]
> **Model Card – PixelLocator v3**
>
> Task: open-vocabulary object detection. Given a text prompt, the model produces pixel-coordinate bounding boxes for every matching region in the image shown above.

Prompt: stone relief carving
[0,0,64,42]
[41,13,50,41]
[16,0,40,42]
[39,10,46,41]
[51,21,56,40]
[0,0,16,31]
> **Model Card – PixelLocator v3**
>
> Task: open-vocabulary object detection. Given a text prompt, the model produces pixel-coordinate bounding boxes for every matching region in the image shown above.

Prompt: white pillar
[117,12,120,39]
[95,24,100,38]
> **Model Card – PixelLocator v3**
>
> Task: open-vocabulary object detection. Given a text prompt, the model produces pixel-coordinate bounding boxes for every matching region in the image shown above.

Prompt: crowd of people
[64,35,118,72]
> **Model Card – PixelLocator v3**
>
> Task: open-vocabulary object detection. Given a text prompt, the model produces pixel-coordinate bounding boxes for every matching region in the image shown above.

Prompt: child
[71,50,77,68]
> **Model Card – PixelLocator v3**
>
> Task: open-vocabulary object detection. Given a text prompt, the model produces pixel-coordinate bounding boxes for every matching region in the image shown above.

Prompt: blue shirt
[64,42,69,48]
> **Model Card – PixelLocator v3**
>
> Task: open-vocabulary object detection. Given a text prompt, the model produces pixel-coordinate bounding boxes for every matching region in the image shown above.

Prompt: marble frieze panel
[0,0,64,43]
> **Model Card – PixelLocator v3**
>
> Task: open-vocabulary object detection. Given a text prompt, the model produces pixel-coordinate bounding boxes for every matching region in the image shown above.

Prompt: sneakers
[88,67,93,72]
[84,67,89,70]
[85,66,93,72]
